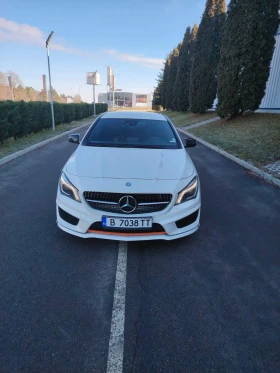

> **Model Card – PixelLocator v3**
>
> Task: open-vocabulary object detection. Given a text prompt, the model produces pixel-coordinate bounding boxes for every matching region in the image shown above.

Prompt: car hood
[66,146,194,180]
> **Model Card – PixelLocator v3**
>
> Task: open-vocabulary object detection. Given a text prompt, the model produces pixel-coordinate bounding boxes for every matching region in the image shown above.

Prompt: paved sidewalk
[265,161,280,177]
[182,116,220,130]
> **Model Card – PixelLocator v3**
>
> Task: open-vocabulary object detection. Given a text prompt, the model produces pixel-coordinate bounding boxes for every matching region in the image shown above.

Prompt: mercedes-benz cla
[56,111,201,241]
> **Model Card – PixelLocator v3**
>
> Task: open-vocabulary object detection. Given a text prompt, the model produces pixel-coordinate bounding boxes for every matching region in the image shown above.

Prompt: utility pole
[93,81,96,116]
[93,70,97,116]
[46,31,55,131]
[112,74,115,110]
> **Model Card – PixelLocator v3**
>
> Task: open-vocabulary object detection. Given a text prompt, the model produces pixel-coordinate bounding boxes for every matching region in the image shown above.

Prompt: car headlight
[59,172,81,202]
[175,176,198,205]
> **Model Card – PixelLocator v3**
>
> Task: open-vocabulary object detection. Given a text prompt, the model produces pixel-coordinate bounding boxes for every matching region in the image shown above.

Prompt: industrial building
[212,26,280,112]
[98,92,152,108]
[259,26,280,111]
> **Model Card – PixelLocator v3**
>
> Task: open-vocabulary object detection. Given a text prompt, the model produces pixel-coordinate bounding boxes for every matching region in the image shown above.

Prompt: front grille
[83,192,172,215]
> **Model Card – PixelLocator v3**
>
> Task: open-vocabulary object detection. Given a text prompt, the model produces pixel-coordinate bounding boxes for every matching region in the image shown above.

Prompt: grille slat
[83,192,172,214]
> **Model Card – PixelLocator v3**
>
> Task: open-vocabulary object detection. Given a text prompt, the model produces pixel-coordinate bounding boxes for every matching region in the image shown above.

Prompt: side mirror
[69,134,80,144]
[185,138,196,148]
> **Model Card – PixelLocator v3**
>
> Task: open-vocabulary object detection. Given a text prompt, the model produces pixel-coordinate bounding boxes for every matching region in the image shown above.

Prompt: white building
[213,26,280,112]
[259,26,280,111]
[98,92,152,108]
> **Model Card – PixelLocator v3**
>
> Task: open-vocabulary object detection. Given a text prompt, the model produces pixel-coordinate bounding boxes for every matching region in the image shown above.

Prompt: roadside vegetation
[165,111,217,127]
[0,117,93,160]
[189,113,280,172]
[153,0,279,119]
[0,70,81,103]
[0,101,107,144]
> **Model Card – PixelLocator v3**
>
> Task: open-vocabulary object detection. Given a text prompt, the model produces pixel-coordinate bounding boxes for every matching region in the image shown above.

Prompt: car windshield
[84,118,181,149]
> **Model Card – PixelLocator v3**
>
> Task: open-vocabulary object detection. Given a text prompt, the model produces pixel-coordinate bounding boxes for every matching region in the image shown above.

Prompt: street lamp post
[46,31,55,131]
[93,70,97,116]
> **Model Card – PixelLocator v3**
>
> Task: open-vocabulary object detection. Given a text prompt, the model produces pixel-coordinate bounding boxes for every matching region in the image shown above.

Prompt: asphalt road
[1,126,280,373]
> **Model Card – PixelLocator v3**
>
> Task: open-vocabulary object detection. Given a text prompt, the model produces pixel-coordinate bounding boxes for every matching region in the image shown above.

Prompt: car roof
[101,111,167,121]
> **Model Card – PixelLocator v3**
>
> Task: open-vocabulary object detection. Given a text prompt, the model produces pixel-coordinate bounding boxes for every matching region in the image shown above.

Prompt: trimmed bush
[0,101,108,143]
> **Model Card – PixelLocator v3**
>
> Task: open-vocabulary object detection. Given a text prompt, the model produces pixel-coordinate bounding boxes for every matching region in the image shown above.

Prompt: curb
[0,120,93,167]
[177,127,280,188]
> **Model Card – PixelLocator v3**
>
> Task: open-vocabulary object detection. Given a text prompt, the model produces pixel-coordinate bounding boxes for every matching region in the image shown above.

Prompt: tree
[173,26,192,111]
[14,85,28,101]
[0,71,7,86]
[0,71,10,101]
[6,71,23,88]
[37,90,47,102]
[25,87,37,101]
[60,94,67,103]
[171,43,182,110]
[188,24,199,104]
[217,0,280,118]
[152,71,163,109]
[189,0,226,113]
[52,88,62,103]
[6,71,23,100]
[74,94,82,103]
[166,45,180,110]
[160,54,172,109]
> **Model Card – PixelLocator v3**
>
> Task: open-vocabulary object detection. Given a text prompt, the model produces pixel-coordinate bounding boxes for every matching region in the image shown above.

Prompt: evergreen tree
[173,26,192,111]
[166,46,180,110]
[189,0,226,113]
[160,54,171,109]
[188,24,199,101]
[52,88,62,102]
[217,0,280,118]
[152,71,163,109]
[171,43,182,110]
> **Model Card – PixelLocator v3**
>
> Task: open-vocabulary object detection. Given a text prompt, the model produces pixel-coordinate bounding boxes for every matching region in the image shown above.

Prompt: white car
[56,111,201,241]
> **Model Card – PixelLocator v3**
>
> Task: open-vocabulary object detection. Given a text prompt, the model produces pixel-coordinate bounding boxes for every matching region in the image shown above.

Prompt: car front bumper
[56,189,201,241]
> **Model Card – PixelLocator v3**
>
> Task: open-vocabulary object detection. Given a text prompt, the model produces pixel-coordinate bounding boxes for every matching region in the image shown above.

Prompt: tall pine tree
[189,0,226,113]
[217,0,279,118]
[173,27,191,111]
[161,54,171,109]
[152,71,163,109]
[166,46,180,110]
[188,24,199,105]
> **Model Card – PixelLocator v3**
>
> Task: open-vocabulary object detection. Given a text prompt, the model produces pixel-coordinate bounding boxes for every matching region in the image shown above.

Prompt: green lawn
[164,110,217,127]
[0,117,93,160]
[189,113,280,170]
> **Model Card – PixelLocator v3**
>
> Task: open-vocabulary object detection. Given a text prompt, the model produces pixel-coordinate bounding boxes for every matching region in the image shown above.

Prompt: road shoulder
[0,120,93,167]
[178,127,280,188]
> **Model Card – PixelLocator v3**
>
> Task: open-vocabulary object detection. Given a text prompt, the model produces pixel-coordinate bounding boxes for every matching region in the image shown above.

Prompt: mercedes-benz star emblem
[119,196,137,213]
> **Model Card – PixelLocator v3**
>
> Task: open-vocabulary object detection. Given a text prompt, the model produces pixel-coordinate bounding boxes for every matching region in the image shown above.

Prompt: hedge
[0,101,108,143]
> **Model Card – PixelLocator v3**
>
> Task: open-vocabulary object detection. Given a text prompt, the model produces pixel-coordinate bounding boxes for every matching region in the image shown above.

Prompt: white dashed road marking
[106,241,128,373]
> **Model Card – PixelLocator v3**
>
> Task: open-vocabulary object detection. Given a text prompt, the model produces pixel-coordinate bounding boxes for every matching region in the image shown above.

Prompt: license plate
[102,216,153,230]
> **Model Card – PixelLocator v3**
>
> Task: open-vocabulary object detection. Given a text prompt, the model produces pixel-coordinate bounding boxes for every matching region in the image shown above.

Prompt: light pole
[46,31,55,131]
[93,70,97,116]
